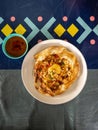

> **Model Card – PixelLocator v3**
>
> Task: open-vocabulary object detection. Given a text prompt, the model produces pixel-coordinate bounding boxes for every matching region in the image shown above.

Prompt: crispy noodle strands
[34,46,80,96]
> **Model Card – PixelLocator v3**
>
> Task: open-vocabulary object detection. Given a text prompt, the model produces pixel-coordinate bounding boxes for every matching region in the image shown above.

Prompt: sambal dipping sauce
[5,36,27,57]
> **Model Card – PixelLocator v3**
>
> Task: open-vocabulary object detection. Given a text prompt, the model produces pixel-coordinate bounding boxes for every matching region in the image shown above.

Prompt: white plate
[21,39,87,105]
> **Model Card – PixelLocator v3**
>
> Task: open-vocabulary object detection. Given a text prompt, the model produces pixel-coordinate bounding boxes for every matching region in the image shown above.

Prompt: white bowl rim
[21,39,88,105]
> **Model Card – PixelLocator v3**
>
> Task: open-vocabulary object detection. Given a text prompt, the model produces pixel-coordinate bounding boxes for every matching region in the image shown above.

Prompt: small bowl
[21,39,87,105]
[2,33,28,59]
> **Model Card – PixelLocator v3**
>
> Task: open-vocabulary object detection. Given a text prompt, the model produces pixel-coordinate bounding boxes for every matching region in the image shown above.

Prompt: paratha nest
[34,46,80,96]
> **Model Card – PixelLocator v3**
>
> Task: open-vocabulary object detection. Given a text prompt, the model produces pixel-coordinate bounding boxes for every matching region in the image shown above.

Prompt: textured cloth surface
[0,70,98,130]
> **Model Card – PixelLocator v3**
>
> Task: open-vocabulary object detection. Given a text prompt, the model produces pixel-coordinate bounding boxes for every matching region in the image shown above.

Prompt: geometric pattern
[14,24,26,35]
[54,24,66,37]
[0,17,4,44]
[67,24,79,37]
[93,25,98,36]
[0,16,98,45]
[76,17,92,44]
[0,37,3,45]
[24,17,39,42]
[0,17,4,24]
[41,17,56,39]
[1,24,13,36]
[24,17,56,42]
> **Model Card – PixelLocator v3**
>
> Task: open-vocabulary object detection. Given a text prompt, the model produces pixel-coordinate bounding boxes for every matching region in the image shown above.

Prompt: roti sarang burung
[34,46,80,96]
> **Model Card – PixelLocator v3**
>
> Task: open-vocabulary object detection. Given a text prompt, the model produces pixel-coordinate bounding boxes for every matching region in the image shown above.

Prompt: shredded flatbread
[34,46,80,96]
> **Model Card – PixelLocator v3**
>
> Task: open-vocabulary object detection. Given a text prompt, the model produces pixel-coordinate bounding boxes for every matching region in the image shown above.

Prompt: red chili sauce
[5,36,27,57]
